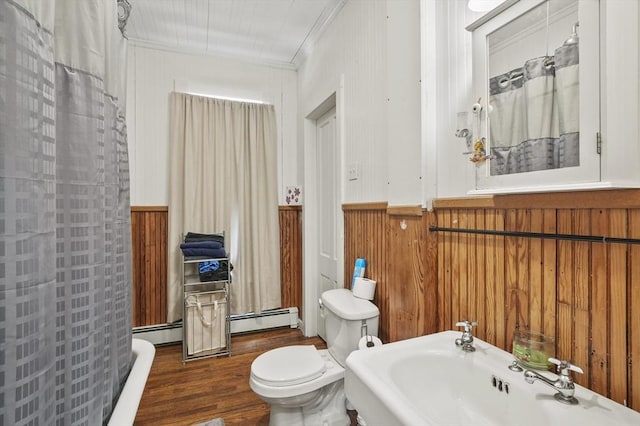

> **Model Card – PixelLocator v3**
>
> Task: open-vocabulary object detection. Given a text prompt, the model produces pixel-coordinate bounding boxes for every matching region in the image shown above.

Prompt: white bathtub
[108,338,156,426]
[345,331,640,426]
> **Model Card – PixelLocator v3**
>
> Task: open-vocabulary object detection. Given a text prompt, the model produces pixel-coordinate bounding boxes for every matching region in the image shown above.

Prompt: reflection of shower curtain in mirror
[489,42,579,175]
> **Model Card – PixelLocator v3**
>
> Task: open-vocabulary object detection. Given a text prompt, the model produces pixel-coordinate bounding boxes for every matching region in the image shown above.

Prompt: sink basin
[345,331,640,426]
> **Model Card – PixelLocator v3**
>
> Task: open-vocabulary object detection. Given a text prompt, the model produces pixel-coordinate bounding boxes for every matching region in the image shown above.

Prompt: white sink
[345,331,640,426]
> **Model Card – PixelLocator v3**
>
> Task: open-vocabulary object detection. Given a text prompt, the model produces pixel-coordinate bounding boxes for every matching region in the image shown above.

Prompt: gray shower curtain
[0,1,132,424]
[488,42,579,175]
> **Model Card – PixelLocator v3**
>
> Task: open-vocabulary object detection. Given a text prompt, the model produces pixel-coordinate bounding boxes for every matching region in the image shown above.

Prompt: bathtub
[108,338,156,426]
[345,330,640,426]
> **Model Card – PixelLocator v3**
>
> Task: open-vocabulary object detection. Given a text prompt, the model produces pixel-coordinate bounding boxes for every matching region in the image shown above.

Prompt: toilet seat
[251,345,326,387]
[250,348,345,399]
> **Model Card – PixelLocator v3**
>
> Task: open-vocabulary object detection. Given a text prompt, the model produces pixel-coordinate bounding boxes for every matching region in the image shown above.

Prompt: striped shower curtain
[0,1,132,424]
[488,42,579,175]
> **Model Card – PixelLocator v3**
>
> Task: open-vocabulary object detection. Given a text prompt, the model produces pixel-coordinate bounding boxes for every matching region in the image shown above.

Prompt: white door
[316,108,338,340]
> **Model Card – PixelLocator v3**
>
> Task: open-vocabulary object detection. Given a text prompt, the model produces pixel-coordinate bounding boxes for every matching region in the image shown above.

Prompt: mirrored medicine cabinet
[468,0,601,193]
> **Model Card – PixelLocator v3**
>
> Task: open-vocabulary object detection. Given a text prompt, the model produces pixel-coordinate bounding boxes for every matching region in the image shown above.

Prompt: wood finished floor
[134,328,357,426]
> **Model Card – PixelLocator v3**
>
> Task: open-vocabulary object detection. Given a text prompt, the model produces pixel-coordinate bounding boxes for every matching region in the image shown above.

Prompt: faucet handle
[455,321,478,332]
[549,358,584,376]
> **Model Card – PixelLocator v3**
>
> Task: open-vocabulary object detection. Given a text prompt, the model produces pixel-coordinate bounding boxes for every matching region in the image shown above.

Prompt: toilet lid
[252,345,326,387]
[321,288,379,320]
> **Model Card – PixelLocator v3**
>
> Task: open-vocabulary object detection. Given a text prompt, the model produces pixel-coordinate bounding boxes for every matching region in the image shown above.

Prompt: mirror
[486,0,579,176]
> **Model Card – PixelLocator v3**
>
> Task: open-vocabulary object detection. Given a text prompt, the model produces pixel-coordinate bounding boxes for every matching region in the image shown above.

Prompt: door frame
[302,79,345,337]
[315,106,338,341]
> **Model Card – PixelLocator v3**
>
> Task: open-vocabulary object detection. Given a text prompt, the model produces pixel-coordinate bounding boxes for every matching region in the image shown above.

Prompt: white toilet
[250,288,380,426]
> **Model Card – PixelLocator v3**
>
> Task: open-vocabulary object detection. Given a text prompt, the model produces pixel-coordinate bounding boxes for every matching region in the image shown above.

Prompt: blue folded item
[198,259,232,282]
[199,260,221,274]
[180,241,223,250]
[181,247,227,258]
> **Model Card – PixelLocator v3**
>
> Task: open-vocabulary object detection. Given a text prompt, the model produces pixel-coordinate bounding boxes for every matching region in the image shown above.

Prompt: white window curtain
[488,42,579,175]
[167,92,281,321]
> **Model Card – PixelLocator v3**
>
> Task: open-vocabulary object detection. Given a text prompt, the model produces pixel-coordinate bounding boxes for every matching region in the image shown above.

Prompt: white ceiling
[125,0,346,67]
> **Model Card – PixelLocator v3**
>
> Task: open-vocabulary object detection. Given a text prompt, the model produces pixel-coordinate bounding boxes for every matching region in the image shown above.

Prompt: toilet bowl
[250,346,347,425]
[249,288,379,426]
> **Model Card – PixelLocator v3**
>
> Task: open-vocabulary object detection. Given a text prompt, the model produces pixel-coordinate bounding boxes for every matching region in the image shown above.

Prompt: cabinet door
[470,0,600,193]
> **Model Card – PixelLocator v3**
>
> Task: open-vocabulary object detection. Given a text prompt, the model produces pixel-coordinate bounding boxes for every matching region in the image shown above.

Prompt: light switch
[348,163,360,181]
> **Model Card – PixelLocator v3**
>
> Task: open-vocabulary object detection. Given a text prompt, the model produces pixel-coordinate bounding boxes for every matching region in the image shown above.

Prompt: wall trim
[131,205,169,212]
[386,205,423,217]
[342,202,388,211]
[279,205,302,211]
[432,196,495,209]
[129,39,298,71]
[433,189,640,209]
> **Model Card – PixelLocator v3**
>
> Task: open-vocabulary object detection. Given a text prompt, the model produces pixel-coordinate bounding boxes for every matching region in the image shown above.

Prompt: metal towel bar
[429,226,640,245]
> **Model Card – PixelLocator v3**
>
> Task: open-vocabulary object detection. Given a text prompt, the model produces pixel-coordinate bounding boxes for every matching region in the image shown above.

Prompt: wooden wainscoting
[131,206,168,326]
[279,206,303,317]
[344,203,389,340]
[343,203,437,343]
[433,190,640,410]
[131,206,304,327]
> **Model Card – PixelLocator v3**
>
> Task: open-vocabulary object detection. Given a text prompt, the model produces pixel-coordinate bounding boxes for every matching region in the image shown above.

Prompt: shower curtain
[167,92,281,322]
[0,1,132,424]
[488,42,579,175]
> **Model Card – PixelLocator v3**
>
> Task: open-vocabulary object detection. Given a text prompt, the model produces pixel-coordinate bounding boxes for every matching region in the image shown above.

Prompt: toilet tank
[320,288,379,367]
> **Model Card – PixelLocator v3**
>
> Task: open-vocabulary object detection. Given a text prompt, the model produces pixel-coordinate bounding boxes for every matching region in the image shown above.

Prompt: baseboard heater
[133,307,299,345]
[230,307,299,334]
[133,322,183,346]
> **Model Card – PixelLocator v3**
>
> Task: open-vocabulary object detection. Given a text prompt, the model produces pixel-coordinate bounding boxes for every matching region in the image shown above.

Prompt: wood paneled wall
[344,204,389,340]
[131,206,168,326]
[433,190,640,410]
[343,203,437,343]
[342,190,640,411]
[132,191,640,409]
[131,206,304,327]
[279,206,303,317]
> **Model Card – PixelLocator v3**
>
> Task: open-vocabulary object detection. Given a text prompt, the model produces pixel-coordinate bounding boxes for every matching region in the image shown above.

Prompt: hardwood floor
[134,328,357,426]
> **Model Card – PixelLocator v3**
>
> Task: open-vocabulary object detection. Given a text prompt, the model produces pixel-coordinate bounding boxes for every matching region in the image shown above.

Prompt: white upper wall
[126,45,298,205]
[126,0,432,208]
[386,0,422,206]
[127,0,640,208]
[427,0,478,201]
[297,0,387,204]
[297,0,422,205]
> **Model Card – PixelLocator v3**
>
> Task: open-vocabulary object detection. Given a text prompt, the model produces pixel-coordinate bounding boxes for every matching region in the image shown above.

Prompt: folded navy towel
[181,247,227,258]
[185,232,224,245]
[180,241,223,250]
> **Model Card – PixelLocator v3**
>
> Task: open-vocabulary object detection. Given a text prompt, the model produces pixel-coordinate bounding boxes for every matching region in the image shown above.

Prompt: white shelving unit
[181,236,231,363]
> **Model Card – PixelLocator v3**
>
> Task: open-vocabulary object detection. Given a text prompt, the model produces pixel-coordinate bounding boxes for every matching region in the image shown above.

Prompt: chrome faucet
[455,321,477,352]
[524,358,583,405]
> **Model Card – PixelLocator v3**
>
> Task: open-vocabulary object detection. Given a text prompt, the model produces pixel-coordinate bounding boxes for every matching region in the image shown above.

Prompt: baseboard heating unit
[133,307,299,345]
[133,322,183,346]
[230,307,299,334]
